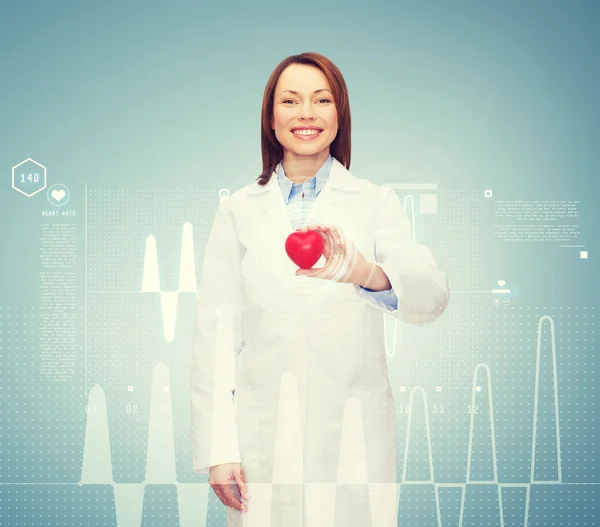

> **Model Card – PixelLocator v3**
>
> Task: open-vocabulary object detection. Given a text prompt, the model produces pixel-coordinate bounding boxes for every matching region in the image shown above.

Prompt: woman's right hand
[209,463,250,512]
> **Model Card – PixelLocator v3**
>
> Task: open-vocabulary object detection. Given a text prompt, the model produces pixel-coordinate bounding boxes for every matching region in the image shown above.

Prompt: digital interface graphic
[1,1,598,526]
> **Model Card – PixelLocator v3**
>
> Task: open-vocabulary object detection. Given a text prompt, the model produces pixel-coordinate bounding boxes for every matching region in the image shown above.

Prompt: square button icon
[580,251,588,259]
[484,190,492,198]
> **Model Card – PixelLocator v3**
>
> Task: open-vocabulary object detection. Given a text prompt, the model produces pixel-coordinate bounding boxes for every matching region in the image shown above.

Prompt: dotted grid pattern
[387,301,598,525]
[0,190,227,525]
[383,188,475,296]
[141,485,180,526]
[0,305,92,526]
[1,184,598,525]
[85,189,219,485]
[382,189,476,290]
[525,486,600,526]
[0,189,226,526]
[86,189,217,292]
[0,486,116,526]
[0,305,84,483]
[390,294,481,389]
[408,188,481,292]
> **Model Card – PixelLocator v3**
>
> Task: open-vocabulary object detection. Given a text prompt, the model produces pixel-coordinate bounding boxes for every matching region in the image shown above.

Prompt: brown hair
[256,52,351,186]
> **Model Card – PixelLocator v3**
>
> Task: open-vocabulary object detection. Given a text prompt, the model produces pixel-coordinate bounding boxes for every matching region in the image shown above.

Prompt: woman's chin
[286,143,331,157]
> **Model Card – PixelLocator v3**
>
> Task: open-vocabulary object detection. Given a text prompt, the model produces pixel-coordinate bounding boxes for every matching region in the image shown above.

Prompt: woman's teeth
[293,129,321,136]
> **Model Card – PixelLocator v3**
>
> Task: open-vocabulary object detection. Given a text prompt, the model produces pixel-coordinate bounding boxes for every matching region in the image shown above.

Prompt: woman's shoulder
[215,182,263,218]
[342,165,392,203]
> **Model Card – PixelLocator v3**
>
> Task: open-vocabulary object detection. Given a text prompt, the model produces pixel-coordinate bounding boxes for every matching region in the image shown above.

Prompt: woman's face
[271,63,338,160]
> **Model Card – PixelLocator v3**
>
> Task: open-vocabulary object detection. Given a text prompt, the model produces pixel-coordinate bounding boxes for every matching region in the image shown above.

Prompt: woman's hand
[294,224,368,284]
[209,462,250,513]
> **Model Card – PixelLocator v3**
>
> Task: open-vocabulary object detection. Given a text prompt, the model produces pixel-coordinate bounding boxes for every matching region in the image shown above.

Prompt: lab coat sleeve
[354,186,449,325]
[191,198,243,475]
[357,285,399,310]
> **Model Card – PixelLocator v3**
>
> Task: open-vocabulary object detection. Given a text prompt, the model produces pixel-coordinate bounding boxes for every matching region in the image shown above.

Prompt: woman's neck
[282,151,329,184]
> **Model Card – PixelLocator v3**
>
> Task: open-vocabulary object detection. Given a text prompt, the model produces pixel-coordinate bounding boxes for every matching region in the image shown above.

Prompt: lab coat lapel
[306,158,363,228]
[249,157,362,242]
[263,174,294,237]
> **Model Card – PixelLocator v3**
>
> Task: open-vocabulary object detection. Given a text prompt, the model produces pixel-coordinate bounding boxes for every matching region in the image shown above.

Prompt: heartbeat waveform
[531,315,561,484]
[101,188,420,345]
[72,313,597,526]
[139,222,197,343]
[396,314,575,527]
[80,362,210,527]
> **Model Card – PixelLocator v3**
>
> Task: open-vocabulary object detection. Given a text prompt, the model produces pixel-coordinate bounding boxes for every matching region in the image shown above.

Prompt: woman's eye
[282,98,332,104]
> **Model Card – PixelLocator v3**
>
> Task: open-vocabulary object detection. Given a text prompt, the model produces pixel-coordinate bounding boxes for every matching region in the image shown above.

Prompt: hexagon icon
[12,158,47,197]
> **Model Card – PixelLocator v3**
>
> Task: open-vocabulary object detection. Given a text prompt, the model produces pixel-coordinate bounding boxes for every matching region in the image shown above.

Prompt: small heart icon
[285,231,324,270]
[51,189,66,202]
[497,280,506,287]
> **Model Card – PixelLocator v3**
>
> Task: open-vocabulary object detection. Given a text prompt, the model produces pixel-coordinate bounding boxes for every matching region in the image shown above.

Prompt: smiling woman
[258,53,351,186]
[191,51,449,527]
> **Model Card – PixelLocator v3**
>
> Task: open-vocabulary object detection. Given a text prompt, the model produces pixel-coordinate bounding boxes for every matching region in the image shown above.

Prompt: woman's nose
[297,102,317,118]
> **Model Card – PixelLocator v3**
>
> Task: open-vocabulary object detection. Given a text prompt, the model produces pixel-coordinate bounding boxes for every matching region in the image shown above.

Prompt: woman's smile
[291,128,323,140]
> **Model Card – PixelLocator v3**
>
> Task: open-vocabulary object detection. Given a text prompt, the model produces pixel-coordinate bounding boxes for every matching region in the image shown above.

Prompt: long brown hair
[256,52,351,186]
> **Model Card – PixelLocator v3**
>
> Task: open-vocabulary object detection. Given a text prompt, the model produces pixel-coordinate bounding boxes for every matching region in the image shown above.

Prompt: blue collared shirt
[276,154,399,310]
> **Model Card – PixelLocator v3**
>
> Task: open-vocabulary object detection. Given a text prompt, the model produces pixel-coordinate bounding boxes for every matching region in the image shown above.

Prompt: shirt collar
[277,154,333,202]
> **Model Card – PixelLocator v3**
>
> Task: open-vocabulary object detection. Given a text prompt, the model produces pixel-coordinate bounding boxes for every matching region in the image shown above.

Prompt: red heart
[285,230,324,269]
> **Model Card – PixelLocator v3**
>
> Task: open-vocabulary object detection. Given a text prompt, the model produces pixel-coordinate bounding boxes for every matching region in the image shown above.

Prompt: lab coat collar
[248,156,362,238]
[247,156,362,195]
[277,153,333,202]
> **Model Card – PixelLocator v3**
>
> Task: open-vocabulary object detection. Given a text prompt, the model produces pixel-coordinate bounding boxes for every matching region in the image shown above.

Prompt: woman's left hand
[294,224,368,284]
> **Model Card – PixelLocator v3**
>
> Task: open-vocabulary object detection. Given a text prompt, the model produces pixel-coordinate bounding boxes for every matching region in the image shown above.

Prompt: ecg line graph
[72,187,596,525]
[531,315,561,485]
[49,311,596,526]
[396,314,596,527]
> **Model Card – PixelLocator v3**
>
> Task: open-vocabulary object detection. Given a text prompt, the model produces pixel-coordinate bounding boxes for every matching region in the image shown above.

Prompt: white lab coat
[191,157,449,526]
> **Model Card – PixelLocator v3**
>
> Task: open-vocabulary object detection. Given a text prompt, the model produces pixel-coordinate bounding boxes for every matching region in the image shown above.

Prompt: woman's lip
[291,129,323,140]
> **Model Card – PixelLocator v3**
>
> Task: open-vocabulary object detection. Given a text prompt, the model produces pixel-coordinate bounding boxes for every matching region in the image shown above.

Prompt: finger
[234,466,250,501]
[325,255,345,281]
[211,483,226,506]
[296,267,325,278]
[219,483,246,512]
[298,259,340,281]
[331,227,357,266]
[320,229,334,258]
[329,225,346,248]
[302,224,332,238]
[213,483,237,509]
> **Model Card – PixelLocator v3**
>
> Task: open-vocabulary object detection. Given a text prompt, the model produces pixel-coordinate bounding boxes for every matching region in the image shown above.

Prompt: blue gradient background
[1,1,598,526]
